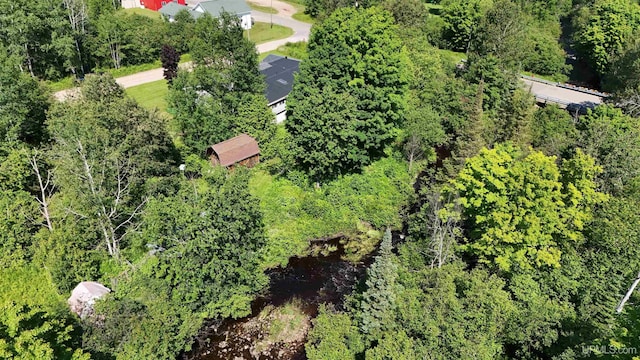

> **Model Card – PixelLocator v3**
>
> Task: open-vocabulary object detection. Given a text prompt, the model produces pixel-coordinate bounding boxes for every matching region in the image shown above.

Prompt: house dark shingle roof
[208,134,260,167]
[259,55,301,105]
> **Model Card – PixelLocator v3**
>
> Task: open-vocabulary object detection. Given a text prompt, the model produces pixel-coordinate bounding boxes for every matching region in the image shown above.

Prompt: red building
[141,0,185,11]
[207,134,261,169]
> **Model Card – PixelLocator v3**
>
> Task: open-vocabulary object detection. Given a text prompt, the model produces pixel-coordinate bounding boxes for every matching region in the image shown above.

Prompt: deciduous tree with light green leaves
[446,143,607,271]
[0,266,89,360]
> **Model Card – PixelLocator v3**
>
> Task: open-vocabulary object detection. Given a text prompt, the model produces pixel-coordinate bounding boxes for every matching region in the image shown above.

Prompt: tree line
[0,0,199,81]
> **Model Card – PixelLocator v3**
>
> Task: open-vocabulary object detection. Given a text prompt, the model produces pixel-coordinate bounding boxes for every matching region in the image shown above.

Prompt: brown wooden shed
[206,134,260,169]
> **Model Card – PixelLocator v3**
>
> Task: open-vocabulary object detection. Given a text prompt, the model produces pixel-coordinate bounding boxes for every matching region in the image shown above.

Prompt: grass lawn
[434,48,467,66]
[280,0,314,23]
[245,22,294,44]
[46,77,76,92]
[125,79,169,114]
[259,41,307,61]
[247,1,278,14]
[521,70,568,83]
[120,7,162,19]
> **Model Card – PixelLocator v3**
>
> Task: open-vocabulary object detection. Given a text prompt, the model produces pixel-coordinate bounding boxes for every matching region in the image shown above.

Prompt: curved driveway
[55,7,311,101]
[253,11,311,53]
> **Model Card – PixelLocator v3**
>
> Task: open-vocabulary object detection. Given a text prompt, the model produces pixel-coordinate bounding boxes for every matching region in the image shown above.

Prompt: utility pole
[270,0,273,28]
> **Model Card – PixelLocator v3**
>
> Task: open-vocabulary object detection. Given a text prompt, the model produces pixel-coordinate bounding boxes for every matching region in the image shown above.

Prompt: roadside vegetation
[245,22,294,44]
[247,1,278,14]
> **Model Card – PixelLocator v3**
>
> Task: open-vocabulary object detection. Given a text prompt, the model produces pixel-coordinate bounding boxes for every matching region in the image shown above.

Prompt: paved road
[521,78,604,110]
[54,8,311,101]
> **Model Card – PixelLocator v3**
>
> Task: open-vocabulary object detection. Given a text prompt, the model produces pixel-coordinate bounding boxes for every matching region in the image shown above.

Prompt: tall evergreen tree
[359,229,398,341]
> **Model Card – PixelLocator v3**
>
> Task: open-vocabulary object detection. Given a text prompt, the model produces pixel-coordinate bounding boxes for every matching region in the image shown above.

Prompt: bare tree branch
[30,153,54,231]
[617,271,640,314]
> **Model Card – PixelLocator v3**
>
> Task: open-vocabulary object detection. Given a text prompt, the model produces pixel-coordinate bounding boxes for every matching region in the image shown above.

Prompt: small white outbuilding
[68,281,111,318]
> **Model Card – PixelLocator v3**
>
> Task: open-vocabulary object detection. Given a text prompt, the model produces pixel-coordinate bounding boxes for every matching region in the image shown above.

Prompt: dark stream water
[182,238,372,360]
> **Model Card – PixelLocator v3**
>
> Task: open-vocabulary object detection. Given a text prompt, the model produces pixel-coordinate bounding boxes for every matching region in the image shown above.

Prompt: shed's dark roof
[209,134,260,167]
[259,56,301,105]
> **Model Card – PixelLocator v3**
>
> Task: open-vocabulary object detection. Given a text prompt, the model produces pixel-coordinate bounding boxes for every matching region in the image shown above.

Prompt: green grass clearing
[259,41,307,61]
[46,77,76,92]
[125,79,170,114]
[120,7,162,19]
[292,11,314,23]
[434,48,467,66]
[245,22,294,45]
[280,0,315,23]
[253,299,310,354]
[251,154,412,268]
[521,70,568,83]
[248,1,278,14]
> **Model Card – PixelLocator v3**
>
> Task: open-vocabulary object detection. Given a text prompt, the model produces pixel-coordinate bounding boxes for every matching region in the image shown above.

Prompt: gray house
[259,55,301,123]
[159,0,252,29]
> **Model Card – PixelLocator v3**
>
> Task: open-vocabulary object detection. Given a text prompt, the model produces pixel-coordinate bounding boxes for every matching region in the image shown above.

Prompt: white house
[259,55,301,123]
[160,0,252,29]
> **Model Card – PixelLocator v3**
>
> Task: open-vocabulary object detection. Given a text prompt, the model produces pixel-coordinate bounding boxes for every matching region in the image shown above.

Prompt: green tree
[165,9,195,54]
[441,0,493,52]
[305,305,364,360]
[0,45,50,145]
[572,0,640,75]
[577,105,640,195]
[0,266,89,360]
[522,25,570,77]
[446,143,606,271]
[365,331,417,359]
[605,38,640,92]
[169,12,274,155]
[382,0,426,28]
[504,272,576,357]
[472,0,528,66]
[0,0,76,79]
[0,146,42,268]
[47,74,177,259]
[358,229,398,341]
[89,13,166,70]
[286,6,409,181]
[531,105,578,157]
[463,54,518,116]
[393,262,515,359]
[0,189,39,268]
[83,167,269,359]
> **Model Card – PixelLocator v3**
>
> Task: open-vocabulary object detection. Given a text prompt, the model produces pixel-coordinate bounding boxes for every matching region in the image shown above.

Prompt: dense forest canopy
[2,0,640,359]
